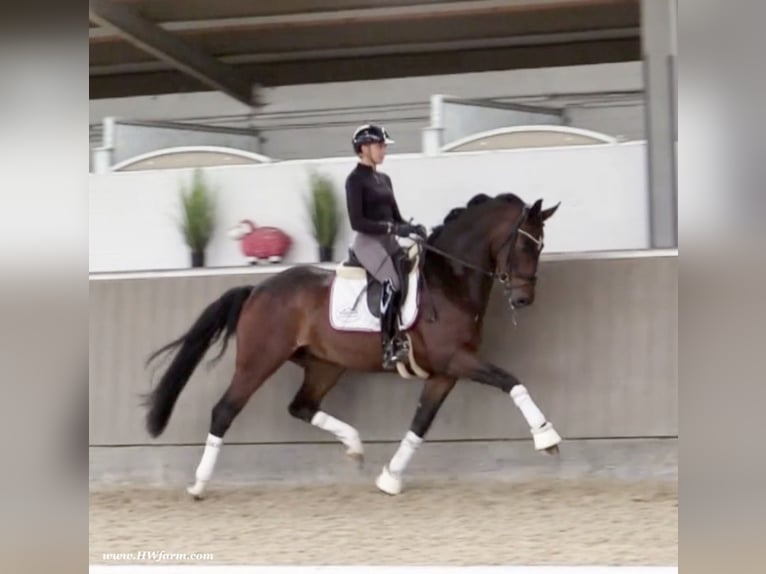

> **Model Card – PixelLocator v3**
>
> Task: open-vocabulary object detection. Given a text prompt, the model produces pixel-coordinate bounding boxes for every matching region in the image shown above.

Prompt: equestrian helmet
[352,124,395,153]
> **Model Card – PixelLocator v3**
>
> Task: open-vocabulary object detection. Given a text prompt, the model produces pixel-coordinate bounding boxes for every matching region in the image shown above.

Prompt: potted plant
[178,168,217,268]
[305,171,340,262]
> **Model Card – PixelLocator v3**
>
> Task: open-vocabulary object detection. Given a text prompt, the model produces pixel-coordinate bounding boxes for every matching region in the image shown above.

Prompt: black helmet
[352,124,395,153]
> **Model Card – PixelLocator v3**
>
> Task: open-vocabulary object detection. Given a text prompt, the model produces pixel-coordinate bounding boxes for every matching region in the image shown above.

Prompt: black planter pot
[191,250,205,268]
[318,245,334,262]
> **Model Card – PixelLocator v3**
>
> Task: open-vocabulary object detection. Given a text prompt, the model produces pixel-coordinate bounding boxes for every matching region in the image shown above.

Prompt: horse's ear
[540,202,561,221]
[529,199,543,218]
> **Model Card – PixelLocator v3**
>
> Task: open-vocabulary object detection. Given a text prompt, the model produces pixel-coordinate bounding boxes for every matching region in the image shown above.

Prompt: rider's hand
[393,223,416,237]
[394,222,427,239]
[411,224,428,239]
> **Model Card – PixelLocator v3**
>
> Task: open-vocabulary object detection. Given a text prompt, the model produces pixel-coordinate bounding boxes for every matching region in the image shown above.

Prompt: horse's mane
[427,192,525,242]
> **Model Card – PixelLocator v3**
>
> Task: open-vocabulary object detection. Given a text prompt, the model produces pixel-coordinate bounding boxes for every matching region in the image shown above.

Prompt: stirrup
[383,336,409,368]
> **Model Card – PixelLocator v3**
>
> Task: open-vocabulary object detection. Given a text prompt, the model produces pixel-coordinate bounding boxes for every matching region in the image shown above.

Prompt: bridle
[493,205,544,290]
[417,204,544,321]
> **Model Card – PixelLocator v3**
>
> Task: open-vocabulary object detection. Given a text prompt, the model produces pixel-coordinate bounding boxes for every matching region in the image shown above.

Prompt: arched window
[111,146,274,171]
[441,125,618,152]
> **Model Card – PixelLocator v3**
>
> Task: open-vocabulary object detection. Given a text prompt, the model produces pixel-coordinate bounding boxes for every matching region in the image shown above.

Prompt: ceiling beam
[89,0,636,40]
[89,37,639,99]
[90,27,639,75]
[88,0,256,106]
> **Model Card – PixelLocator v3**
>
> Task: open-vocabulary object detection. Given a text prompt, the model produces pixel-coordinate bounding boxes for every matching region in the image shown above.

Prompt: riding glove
[394,223,427,239]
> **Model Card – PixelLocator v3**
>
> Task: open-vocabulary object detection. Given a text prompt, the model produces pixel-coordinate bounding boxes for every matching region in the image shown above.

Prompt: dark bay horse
[144,192,561,497]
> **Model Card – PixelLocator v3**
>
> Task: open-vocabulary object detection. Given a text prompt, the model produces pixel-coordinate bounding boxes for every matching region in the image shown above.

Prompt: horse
[144,192,561,497]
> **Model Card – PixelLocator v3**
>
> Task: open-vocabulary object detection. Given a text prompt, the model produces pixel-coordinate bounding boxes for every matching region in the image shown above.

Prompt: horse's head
[426,193,560,313]
[491,198,559,309]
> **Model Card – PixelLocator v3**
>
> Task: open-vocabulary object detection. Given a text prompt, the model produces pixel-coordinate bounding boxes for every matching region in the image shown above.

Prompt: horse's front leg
[376,375,457,495]
[447,350,561,453]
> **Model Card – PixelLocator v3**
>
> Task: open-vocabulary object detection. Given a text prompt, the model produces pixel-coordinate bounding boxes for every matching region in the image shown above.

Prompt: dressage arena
[90,478,676,565]
[89,251,678,568]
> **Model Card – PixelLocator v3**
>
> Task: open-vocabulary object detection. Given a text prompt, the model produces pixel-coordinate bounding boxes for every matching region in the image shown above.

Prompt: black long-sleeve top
[345,163,406,235]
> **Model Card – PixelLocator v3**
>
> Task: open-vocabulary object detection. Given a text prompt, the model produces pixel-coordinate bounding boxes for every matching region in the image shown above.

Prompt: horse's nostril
[515,297,530,307]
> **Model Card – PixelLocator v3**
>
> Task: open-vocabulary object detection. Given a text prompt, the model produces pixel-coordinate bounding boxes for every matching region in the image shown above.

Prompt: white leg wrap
[510,385,561,450]
[187,433,222,498]
[510,384,547,429]
[376,431,423,495]
[388,431,423,475]
[311,411,363,455]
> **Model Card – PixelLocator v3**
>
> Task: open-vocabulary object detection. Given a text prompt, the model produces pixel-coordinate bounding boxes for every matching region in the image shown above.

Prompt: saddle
[335,243,420,319]
[330,243,430,379]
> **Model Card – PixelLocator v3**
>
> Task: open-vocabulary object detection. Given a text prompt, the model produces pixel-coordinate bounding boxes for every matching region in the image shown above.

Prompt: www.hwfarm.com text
[102,551,214,562]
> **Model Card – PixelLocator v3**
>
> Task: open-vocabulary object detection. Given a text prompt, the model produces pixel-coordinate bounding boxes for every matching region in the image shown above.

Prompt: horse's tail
[143,285,253,438]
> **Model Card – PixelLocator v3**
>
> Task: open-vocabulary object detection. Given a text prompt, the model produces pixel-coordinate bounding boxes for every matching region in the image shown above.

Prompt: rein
[418,241,495,279]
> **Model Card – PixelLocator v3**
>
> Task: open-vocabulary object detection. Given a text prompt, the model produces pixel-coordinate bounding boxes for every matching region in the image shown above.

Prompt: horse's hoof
[375,465,402,496]
[544,444,560,456]
[348,451,365,468]
[532,422,562,451]
[187,482,207,500]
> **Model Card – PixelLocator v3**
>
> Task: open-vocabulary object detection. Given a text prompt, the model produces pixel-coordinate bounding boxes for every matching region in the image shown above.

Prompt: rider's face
[362,142,387,165]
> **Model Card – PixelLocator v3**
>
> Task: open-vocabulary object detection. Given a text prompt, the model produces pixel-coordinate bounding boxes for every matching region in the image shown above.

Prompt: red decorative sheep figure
[227,219,292,264]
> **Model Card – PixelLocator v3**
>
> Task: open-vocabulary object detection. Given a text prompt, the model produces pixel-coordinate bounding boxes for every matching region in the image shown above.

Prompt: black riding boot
[381,281,409,369]
[393,250,410,310]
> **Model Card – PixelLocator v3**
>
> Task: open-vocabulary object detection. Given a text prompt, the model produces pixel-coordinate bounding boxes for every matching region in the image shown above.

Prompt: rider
[345,124,427,369]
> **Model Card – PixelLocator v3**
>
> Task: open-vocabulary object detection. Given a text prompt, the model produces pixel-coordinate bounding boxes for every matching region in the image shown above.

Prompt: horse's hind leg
[287,359,361,462]
[187,343,294,499]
